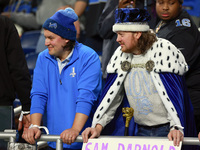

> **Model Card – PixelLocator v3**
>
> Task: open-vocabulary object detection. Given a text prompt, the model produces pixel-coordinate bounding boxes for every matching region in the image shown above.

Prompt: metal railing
[0,130,200,150]
[14,105,22,116]
[11,106,200,149]
[38,135,200,146]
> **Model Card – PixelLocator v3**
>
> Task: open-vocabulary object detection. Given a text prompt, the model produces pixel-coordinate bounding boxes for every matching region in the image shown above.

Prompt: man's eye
[157,1,163,4]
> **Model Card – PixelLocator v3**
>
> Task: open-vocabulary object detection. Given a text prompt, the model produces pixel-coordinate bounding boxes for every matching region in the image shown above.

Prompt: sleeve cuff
[30,107,45,115]
[170,125,184,135]
[76,101,92,116]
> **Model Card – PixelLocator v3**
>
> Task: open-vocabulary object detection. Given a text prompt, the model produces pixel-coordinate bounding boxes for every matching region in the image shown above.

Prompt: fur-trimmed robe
[92,38,196,139]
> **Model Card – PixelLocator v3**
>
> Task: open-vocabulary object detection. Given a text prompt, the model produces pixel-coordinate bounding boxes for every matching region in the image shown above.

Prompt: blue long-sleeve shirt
[30,42,102,149]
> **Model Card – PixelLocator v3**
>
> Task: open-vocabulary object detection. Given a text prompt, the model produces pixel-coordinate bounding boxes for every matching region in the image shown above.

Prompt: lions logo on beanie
[43,8,78,41]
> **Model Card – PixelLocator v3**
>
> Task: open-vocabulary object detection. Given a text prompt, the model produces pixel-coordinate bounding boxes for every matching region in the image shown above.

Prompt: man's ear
[65,39,70,44]
[134,32,142,40]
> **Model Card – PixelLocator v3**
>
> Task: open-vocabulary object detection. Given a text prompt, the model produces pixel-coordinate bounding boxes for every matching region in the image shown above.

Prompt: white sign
[82,136,182,150]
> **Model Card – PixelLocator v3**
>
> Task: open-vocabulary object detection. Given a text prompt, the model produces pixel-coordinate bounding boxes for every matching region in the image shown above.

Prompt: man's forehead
[44,29,57,36]
[117,31,135,34]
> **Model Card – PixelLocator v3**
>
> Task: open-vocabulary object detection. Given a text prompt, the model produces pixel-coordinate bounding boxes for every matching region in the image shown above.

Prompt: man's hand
[198,132,200,141]
[81,127,100,143]
[118,0,136,8]
[82,124,103,143]
[168,129,184,147]
[57,5,72,11]
[22,127,41,144]
[60,128,79,145]
[18,114,31,132]
[1,12,11,18]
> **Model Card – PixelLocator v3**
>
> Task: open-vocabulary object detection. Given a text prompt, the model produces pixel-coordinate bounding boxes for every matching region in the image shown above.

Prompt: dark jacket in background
[98,0,119,79]
[0,15,31,111]
[156,10,200,116]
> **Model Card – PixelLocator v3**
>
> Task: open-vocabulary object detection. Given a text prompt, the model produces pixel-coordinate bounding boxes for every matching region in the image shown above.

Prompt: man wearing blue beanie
[23,8,102,150]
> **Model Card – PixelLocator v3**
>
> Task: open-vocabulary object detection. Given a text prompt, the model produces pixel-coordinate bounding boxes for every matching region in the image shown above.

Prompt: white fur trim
[92,38,187,129]
[92,47,132,128]
[148,38,188,75]
[113,23,150,32]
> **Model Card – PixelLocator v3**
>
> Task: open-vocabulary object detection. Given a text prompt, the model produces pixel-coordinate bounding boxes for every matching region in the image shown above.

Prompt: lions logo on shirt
[70,67,76,77]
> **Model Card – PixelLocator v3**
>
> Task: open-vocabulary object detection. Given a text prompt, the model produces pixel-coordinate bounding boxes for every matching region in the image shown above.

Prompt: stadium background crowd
[0,0,200,149]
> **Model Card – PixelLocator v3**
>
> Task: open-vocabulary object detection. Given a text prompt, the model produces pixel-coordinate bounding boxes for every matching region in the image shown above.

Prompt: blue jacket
[30,42,102,149]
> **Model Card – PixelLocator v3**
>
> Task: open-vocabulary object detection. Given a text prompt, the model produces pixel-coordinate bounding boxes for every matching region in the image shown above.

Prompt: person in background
[0,14,32,149]
[22,8,102,150]
[1,0,78,31]
[82,8,197,149]
[1,0,87,51]
[155,0,200,135]
[1,0,39,34]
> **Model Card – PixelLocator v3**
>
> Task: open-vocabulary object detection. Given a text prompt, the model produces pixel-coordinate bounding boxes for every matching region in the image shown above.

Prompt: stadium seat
[21,30,41,55]
[25,53,39,77]
[182,0,200,17]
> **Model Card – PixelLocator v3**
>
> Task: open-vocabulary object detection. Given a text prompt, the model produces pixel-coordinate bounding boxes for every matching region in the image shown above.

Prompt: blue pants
[137,123,170,137]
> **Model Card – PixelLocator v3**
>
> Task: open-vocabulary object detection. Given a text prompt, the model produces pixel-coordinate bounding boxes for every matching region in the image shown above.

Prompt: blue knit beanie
[43,8,78,41]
